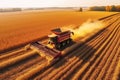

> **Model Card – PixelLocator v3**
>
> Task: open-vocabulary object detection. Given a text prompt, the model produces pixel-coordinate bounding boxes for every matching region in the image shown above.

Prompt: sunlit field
[0,9,119,80]
[0,10,117,51]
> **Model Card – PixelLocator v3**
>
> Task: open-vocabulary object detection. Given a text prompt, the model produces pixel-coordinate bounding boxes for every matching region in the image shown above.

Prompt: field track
[0,13,120,80]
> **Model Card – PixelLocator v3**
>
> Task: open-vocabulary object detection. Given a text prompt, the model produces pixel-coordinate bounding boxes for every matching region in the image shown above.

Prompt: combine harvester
[26,28,74,63]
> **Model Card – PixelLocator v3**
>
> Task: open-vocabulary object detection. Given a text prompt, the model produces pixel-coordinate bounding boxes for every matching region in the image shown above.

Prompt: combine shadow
[53,42,96,68]
[32,40,100,79]
[57,41,76,51]
[52,24,109,68]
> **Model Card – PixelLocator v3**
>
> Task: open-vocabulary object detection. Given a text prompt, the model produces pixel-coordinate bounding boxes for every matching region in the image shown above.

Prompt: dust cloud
[62,19,105,40]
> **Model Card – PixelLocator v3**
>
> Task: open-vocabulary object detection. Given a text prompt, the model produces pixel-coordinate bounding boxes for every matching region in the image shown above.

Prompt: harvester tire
[62,42,66,46]
[56,44,62,49]
[67,39,72,44]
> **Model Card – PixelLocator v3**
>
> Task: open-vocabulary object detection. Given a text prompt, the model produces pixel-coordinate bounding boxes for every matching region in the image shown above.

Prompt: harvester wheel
[62,42,66,46]
[67,39,71,44]
[56,44,62,49]
[67,40,70,44]
[58,44,61,49]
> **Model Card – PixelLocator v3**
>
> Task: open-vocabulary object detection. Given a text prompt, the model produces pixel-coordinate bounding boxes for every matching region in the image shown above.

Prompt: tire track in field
[96,27,120,80]
[60,16,119,78]
[0,54,43,79]
[0,49,32,62]
[59,15,120,80]
[85,18,120,79]
[112,55,120,80]
[80,22,119,80]
[8,58,47,80]
[104,47,120,80]
[59,22,113,79]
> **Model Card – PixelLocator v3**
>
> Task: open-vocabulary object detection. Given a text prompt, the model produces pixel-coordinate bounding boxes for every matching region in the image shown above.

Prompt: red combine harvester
[48,28,74,49]
[26,28,74,62]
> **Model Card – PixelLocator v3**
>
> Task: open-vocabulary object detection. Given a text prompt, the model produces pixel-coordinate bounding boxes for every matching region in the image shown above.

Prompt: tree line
[0,8,22,12]
[88,5,120,12]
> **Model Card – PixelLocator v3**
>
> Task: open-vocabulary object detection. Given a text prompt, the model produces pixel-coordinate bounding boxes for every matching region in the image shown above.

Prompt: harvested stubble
[0,55,43,79]
[0,50,36,69]
[16,62,48,80]
[112,56,120,80]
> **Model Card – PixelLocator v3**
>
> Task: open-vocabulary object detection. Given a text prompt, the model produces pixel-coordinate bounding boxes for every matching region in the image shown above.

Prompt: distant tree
[88,7,92,11]
[100,6,106,11]
[89,6,105,11]
[111,5,116,11]
[106,6,112,11]
[115,5,120,11]
[89,5,120,12]
[79,7,83,12]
